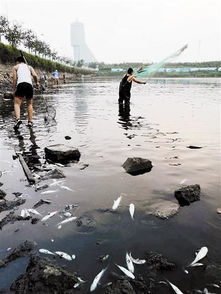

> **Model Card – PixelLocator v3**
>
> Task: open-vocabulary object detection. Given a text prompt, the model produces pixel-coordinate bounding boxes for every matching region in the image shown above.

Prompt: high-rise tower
[70,21,96,63]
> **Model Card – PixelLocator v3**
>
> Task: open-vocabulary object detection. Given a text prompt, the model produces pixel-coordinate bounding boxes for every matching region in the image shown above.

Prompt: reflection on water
[0,78,220,292]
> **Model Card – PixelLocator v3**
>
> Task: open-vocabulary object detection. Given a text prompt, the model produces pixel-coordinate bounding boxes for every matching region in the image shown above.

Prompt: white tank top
[16,63,32,85]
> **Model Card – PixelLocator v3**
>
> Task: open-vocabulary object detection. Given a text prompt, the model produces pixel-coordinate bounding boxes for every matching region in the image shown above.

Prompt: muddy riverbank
[0,77,220,293]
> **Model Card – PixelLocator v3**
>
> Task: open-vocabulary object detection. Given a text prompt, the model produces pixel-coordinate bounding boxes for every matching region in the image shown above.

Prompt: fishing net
[134,44,188,78]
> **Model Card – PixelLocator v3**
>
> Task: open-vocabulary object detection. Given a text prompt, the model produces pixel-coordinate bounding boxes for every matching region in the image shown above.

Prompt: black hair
[127,68,133,74]
[16,56,25,63]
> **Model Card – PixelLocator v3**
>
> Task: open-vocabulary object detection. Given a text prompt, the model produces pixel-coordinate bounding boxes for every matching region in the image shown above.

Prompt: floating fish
[126,252,134,273]
[189,247,208,267]
[71,254,76,260]
[168,281,184,294]
[90,267,107,292]
[129,253,146,264]
[180,179,187,184]
[56,216,77,228]
[112,195,122,210]
[116,264,135,279]
[39,248,55,255]
[55,251,72,261]
[41,211,58,222]
[41,190,58,195]
[74,276,86,288]
[60,185,74,192]
[27,209,42,216]
[129,203,135,219]
[191,263,204,267]
[49,179,65,187]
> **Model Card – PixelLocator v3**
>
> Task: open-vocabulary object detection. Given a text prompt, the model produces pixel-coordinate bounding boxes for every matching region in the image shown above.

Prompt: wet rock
[0,189,6,199]
[0,198,26,213]
[45,144,81,163]
[187,145,203,149]
[76,214,96,233]
[0,182,3,187]
[65,136,71,140]
[10,255,79,293]
[174,184,201,206]
[35,184,49,191]
[0,211,31,229]
[33,199,51,208]
[105,279,136,294]
[150,200,180,219]
[31,218,40,224]
[146,252,176,271]
[79,163,89,170]
[12,192,22,197]
[0,240,37,268]
[41,168,65,180]
[123,157,153,175]
[3,92,13,99]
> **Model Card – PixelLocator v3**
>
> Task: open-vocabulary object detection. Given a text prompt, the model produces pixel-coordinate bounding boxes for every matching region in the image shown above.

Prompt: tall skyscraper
[70,21,96,63]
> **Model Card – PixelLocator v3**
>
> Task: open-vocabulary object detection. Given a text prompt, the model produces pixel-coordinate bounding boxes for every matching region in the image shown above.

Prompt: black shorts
[15,82,33,99]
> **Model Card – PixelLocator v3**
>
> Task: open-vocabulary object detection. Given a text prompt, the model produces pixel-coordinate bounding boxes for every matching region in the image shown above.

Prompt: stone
[187,145,203,149]
[205,264,221,281]
[146,252,176,271]
[150,200,180,219]
[10,255,79,294]
[105,279,136,294]
[64,136,71,140]
[174,184,201,206]
[41,168,65,180]
[122,157,153,175]
[3,92,13,100]
[45,144,81,163]
[0,189,6,199]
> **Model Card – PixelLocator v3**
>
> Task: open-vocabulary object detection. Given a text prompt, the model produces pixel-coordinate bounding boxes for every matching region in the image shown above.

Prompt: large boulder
[174,184,201,206]
[123,157,153,175]
[150,200,180,219]
[45,144,81,163]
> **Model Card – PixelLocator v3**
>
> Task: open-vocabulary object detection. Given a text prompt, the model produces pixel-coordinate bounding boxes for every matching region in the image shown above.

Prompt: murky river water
[0,77,220,293]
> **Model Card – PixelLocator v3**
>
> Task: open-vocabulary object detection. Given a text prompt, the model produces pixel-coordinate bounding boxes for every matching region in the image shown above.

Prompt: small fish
[63,212,72,218]
[168,281,184,294]
[189,247,208,266]
[191,263,204,267]
[55,251,72,261]
[116,264,135,279]
[49,179,65,187]
[129,203,135,219]
[41,190,58,195]
[73,277,86,288]
[41,211,58,222]
[39,248,55,255]
[60,185,74,192]
[27,209,42,216]
[71,254,76,260]
[112,195,122,210]
[129,253,146,264]
[180,179,187,184]
[126,252,134,273]
[90,268,107,292]
[56,216,77,228]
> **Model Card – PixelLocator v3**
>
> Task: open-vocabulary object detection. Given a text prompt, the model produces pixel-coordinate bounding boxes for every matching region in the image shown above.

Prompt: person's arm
[12,66,17,93]
[30,66,40,87]
[129,75,146,84]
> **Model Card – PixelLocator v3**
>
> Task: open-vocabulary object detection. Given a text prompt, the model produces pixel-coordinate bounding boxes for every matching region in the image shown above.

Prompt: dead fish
[168,281,184,294]
[180,179,187,184]
[60,185,74,192]
[191,263,204,267]
[49,179,65,187]
[55,251,72,261]
[71,254,76,260]
[90,267,107,292]
[27,209,42,216]
[189,247,208,266]
[129,253,146,264]
[41,211,58,222]
[63,212,72,218]
[112,195,122,210]
[116,264,135,279]
[129,203,135,219]
[41,190,58,195]
[99,254,109,262]
[39,248,55,255]
[126,252,134,273]
[56,216,77,228]
[217,208,221,214]
[21,209,30,218]
[73,276,86,288]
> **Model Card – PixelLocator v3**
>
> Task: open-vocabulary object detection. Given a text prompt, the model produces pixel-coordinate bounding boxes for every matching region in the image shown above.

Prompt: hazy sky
[0,0,220,63]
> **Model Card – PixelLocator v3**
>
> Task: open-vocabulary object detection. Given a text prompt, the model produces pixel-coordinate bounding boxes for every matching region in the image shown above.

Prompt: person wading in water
[12,56,39,130]
[119,67,146,105]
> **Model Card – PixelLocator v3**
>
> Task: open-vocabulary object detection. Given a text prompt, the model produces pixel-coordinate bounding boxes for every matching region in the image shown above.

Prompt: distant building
[70,21,96,63]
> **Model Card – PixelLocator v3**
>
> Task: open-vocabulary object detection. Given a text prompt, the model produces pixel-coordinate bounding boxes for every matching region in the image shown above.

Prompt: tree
[22,29,36,53]
[0,16,9,42]
[4,23,24,47]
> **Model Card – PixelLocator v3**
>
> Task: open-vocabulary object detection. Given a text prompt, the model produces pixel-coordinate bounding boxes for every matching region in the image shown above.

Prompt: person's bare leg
[27,98,33,122]
[14,97,23,120]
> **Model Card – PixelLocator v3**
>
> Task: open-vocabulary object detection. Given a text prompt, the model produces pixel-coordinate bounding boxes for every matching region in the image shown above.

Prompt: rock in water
[174,184,201,206]
[122,157,153,175]
[45,144,81,163]
[10,255,79,293]
[0,189,6,199]
[105,279,136,294]
[41,168,65,180]
[150,200,180,219]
